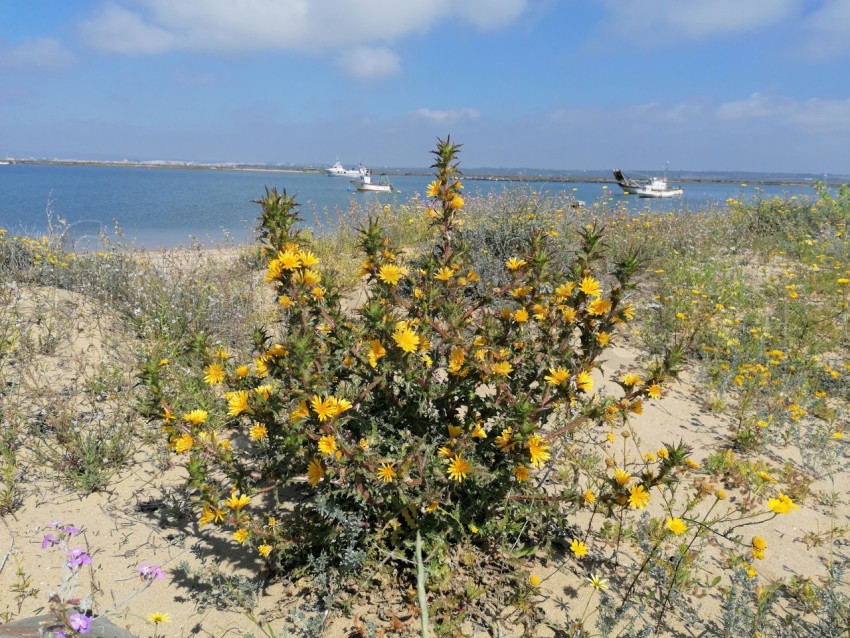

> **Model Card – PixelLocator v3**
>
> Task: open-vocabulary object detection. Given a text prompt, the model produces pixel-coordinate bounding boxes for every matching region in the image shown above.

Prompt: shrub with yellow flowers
[143,138,687,617]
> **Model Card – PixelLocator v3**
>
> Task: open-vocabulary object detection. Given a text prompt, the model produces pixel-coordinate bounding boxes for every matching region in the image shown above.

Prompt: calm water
[0,163,817,249]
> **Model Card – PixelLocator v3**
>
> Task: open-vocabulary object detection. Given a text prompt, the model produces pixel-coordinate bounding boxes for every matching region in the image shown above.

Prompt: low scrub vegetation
[0,140,847,637]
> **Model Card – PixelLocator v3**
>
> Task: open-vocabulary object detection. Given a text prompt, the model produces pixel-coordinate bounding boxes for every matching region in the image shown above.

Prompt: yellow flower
[554,282,574,298]
[393,327,420,353]
[587,298,612,316]
[544,367,570,386]
[306,458,325,486]
[575,371,594,393]
[175,433,194,454]
[596,331,611,346]
[614,468,631,485]
[506,257,527,271]
[378,264,404,285]
[277,250,302,270]
[291,400,310,421]
[647,384,662,399]
[527,434,550,467]
[298,250,319,267]
[447,454,472,481]
[588,574,607,590]
[366,339,387,368]
[233,529,249,544]
[249,423,268,441]
[715,488,728,500]
[435,266,454,281]
[666,517,687,535]
[448,347,465,374]
[492,361,513,376]
[258,543,273,558]
[471,423,487,438]
[767,492,798,514]
[235,364,250,378]
[628,485,650,509]
[514,466,530,482]
[426,180,441,197]
[579,276,601,297]
[513,308,529,323]
[318,435,337,457]
[148,612,171,624]
[495,427,514,451]
[377,462,397,483]
[583,489,596,505]
[225,492,251,511]
[529,574,541,587]
[226,390,250,416]
[449,194,464,210]
[183,409,208,425]
[570,538,588,558]
[204,363,225,385]
[310,395,337,422]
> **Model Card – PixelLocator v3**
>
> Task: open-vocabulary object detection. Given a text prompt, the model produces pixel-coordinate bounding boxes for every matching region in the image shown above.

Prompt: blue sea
[0,163,818,249]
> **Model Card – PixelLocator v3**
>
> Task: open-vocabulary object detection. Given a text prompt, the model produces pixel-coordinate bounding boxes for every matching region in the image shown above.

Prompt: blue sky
[1,0,849,173]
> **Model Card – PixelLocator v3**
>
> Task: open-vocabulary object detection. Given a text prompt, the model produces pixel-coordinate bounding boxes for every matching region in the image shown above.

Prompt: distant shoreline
[3,158,839,187]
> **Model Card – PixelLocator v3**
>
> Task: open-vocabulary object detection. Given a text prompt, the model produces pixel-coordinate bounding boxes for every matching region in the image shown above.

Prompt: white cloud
[0,37,75,69]
[335,47,400,79]
[78,3,175,54]
[717,92,850,132]
[75,0,529,67]
[594,0,801,43]
[798,0,850,59]
[414,108,482,123]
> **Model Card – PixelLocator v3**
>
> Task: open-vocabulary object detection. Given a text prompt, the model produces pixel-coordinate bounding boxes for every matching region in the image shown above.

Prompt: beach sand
[0,252,846,637]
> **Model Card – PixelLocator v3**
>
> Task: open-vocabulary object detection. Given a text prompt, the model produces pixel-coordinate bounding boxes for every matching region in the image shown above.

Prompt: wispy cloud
[0,37,75,69]
[335,47,400,79]
[75,0,528,76]
[593,0,801,44]
[414,108,482,123]
[798,0,850,59]
[717,92,850,132]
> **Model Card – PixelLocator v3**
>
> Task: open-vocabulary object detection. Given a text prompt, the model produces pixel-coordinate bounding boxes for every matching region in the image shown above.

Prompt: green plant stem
[416,530,430,638]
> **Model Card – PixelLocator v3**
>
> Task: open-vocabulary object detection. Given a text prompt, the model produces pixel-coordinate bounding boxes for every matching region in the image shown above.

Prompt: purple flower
[41,533,60,549]
[62,525,81,536]
[137,563,165,580]
[67,548,92,569]
[68,613,92,634]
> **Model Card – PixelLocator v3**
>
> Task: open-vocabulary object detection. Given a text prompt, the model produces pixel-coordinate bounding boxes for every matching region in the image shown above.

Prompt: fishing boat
[325,161,366,177]
[612,164,683,198]
[351,171,393,193]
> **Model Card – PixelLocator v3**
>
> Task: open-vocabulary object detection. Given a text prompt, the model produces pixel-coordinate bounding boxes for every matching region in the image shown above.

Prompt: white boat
[325,161,366,177]
[613,164,683,198]
[0,161,10,165]
[351,171,393,193]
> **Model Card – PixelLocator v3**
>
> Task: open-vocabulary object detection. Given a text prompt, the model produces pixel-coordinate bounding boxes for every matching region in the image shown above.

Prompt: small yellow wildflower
[628,485,650,509]
[318,435,337,457]
[666,517,687,535]
[377,462,397,483]
[506,257,527,271]
[183,409,208,425]
[447,454,472,481]
[233,529,249,544]
[203,363,225,385]
[570,538,588,558]
[226,390,249,417]
[544,367,570,386]
[306,458,325,486]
